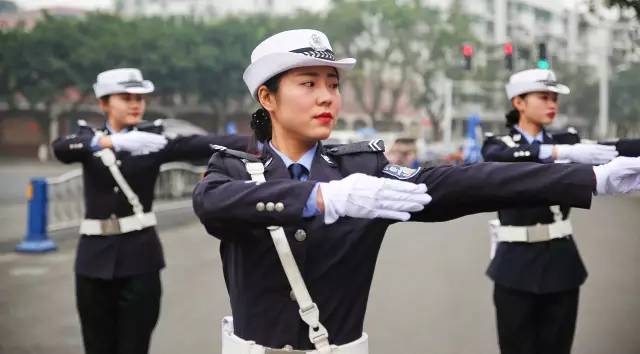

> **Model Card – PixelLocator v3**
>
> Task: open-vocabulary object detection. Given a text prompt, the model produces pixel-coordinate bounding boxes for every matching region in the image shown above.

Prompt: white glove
[593,156,640,195]
[110,131,167,155]
[319,173,432,224]
[555,144,618,165]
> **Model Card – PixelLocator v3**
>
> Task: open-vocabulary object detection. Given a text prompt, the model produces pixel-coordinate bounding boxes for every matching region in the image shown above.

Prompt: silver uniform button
[266,202,275,212]
[294,229,307,242]
[256,202,265,212]
[113,186,120,193]
[116,160,122,166]
[275,202,284,212]
[289,289,296,301]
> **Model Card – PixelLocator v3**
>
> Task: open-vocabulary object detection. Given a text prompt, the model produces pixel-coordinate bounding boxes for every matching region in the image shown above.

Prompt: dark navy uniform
[482,127,640,354]
[52,121,248,354]
[193,140,596,350]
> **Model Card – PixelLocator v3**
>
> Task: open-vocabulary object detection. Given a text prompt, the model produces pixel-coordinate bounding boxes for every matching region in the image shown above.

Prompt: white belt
[79,212,157,236]
[489,218,573,243]
[221,317,369,354]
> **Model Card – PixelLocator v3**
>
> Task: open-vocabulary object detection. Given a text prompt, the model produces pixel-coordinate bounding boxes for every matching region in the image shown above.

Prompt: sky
[12,0,113,10]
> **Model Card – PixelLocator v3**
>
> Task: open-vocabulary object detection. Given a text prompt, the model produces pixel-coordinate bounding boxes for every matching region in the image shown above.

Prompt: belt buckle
[100,215,121,235]
[526,224,550,243]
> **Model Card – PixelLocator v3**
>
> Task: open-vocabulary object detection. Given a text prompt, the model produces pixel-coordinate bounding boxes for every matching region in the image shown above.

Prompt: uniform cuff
[302,182,320,217]
[90,135,102,152]
[539,144,553,160]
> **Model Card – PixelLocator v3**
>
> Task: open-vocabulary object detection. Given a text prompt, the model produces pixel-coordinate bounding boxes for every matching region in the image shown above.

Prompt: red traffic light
[503,42,513,56]
[462,44,473,57]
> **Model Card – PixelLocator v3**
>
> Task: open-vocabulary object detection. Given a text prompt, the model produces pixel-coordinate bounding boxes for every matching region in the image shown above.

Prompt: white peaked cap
[243,29,356,98]
[505,68,570,100]
[93,68,154,98]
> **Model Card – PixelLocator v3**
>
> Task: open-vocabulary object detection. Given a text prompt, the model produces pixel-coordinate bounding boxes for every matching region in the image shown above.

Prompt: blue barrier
[16,178,57,253]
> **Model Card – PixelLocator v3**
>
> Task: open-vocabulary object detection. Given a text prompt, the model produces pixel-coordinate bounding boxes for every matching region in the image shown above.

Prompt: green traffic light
[537,59,550,69]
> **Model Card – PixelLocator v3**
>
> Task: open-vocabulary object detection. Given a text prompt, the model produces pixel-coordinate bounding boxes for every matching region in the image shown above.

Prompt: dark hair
[249,71,287,147]
[505,94,527,127]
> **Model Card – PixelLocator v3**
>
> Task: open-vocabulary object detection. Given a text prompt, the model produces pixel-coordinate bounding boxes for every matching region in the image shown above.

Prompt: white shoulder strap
[244,161,331,353]
[93,144,145,226]
[500,135,518,148]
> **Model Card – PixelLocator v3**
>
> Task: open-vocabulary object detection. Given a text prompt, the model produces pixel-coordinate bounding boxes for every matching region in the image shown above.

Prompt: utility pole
[598,24,610,139]
[442,78,453,143]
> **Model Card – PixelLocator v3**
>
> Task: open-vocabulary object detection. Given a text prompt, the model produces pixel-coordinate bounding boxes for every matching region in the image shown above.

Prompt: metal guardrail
[46,162,205,232]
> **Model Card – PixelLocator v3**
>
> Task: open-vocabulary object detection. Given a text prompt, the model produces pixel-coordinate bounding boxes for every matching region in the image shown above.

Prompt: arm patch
[382,164,421,180]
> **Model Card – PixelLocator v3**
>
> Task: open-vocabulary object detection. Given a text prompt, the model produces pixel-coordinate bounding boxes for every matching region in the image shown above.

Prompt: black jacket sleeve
[602,139,640,157]
[51,127,95,164]
[161,134,250,163]
[375,154,594,223]
[192,153,316,240]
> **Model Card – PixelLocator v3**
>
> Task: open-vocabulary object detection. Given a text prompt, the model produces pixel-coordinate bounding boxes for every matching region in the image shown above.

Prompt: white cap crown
[243,29,356,98]
[505,69,570,100]
[93,68,154,98]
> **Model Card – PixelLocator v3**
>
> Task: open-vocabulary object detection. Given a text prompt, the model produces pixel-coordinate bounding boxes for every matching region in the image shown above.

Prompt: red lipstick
[315,112,334,124]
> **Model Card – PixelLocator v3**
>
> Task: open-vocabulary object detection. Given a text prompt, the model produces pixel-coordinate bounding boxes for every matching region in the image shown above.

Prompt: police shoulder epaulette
[76,119,98,134]
[550,127,581,144]
[325,139,385,156]
[209,144,260,162]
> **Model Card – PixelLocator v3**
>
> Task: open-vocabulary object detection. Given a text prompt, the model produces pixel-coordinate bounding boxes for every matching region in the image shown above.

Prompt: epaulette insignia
[325,139,385,155]
[500,135,518,148]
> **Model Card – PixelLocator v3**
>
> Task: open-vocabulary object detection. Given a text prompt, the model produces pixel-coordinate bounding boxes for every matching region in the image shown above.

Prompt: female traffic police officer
[192,30,640,353]
[52,68,248,354]
[482,68,640,354]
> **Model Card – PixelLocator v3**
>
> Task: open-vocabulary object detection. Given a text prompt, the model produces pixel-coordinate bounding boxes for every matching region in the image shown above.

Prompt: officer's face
[262,66,341,143]
[516,91,558,126]
[99,93,146,130]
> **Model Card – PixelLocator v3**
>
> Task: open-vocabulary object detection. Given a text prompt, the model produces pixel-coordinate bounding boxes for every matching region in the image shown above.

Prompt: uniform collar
[104,122,129,135]
[268,141,317,171]
[513,125,545,144]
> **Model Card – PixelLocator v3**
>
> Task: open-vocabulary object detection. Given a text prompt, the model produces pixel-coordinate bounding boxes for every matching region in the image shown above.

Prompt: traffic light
[537,42,549,69]
[462,44,473,70]
[503,42,513,71]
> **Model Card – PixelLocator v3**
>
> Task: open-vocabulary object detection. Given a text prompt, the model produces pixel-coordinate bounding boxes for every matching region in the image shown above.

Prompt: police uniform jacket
[52,122,248,279]
[193,140,596,349]
[482,127,640,294]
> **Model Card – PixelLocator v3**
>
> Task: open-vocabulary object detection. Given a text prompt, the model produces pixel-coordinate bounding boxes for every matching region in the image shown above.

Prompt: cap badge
[310,33,326,51]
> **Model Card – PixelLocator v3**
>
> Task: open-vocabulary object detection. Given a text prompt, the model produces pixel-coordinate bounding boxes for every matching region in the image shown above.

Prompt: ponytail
[250,108,272,143]
[248,71,287,150]
[505,109,519,127]
[505,94,527,127]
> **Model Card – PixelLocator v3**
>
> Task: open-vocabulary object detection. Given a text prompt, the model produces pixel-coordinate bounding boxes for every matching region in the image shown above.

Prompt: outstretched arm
[51,129,95,164]
[162,134,250,162]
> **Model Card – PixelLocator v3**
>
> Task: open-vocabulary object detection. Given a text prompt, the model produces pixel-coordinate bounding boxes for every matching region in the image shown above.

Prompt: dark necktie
[531,140,541,146]
[288,163,308,181]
